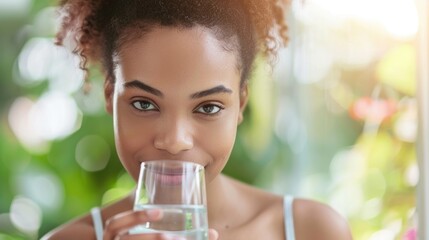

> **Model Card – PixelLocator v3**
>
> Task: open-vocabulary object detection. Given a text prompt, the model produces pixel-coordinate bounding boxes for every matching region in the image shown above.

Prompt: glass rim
[140,160,204,169]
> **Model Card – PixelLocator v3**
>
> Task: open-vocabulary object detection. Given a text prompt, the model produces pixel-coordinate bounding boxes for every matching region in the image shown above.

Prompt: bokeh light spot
[394,100,417,142]
[368,220,402,240]
[102,188,131,205]
[10,197,42,234]
[376,44,416,95]
[8,97,49,154]
[405,163,419,187]
[17,38,53,85]
[15,169,64,211]
[0,0,31,16]
[329,183,363,217]
[116,172,136,189]
[16,37,84,93]
[363,169,386,199]
[30,91,82,141]
[75,135,111,172]
[361,198,382,220]
[33,7,59,36]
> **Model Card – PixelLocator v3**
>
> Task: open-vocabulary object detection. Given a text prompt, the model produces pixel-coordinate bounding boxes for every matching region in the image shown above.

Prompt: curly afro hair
[56,0,288,87]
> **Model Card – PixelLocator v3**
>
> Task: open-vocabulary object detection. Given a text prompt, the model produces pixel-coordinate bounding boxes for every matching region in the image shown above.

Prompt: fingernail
[147,209,161,218]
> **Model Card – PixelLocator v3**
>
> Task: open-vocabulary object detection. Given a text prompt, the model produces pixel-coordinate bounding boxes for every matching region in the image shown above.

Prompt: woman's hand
[208,229,219,240]
[103,209,162,239]
[103,209,219,240]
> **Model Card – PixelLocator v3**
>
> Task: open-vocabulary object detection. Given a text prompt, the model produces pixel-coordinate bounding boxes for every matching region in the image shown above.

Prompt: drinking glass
[130,160,208,240]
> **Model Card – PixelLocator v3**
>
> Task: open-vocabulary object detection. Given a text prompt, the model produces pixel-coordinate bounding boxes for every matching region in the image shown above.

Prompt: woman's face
[105,25,248,183]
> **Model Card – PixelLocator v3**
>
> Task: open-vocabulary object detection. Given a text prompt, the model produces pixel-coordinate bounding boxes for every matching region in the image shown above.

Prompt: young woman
[43,0,353,239]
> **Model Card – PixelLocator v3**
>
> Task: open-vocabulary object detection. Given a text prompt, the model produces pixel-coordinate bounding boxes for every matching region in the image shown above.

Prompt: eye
[195,104,223,115]
[131,100,157,111]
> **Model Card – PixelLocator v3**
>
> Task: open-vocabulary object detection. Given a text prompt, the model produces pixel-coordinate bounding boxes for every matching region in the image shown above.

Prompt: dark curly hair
[56,0,288,88]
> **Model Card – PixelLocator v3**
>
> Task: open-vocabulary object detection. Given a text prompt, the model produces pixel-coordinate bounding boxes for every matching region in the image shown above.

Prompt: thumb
[208,229,219,240]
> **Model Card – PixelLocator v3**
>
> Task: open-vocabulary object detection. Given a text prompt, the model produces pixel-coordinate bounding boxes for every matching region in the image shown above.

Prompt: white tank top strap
[284,195,296,240]
[91,207,104,240]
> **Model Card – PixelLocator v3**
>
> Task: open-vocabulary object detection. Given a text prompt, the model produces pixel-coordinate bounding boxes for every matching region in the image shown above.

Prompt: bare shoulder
[294,198,353,240]
[219,176,285,239]
[41,214,95,240]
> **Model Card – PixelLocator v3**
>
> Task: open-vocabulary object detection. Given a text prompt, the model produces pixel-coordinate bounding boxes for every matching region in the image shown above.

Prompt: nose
[154,118,194,155]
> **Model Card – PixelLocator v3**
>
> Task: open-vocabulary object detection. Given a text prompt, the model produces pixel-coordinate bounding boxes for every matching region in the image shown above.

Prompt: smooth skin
[43,25,353,240]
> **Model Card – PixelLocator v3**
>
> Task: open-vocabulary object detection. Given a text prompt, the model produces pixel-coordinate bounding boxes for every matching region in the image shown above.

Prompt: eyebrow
[123,80,232,99]
[123,80,163,97]
[190,85,233,99]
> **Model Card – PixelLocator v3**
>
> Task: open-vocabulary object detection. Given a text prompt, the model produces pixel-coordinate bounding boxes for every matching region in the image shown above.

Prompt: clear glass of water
[130,160,208,240]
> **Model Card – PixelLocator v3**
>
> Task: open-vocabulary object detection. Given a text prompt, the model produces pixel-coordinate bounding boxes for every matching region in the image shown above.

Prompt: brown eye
[195,104,223,115]
[131,100,157,111]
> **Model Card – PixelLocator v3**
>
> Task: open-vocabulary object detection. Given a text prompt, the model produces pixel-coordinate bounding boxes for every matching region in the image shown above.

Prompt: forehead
[114,26,240,89]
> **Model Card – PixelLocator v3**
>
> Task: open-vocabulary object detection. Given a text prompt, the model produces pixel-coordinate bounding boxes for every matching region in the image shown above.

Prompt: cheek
[113,101,154,179]
[207,120,237,155]
[199,114,238,176]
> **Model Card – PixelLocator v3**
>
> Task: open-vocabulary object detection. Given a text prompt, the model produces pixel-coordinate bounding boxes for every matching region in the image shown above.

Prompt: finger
[103,209,163,240]
[208,229,219,240]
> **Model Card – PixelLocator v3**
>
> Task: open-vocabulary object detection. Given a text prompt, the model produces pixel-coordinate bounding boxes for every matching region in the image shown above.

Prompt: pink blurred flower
[403,228,417,240]
[349,97,397,122]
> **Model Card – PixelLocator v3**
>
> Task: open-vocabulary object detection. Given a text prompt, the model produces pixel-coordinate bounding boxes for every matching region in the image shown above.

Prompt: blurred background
[0,0,420,239]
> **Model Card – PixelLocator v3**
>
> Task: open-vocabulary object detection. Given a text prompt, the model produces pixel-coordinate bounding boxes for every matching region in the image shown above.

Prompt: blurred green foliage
[0,1,418,240]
